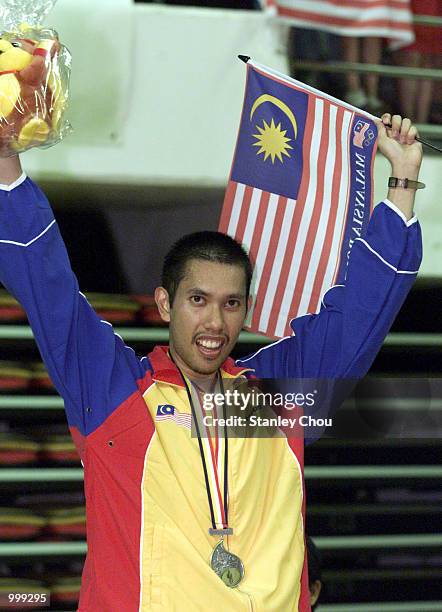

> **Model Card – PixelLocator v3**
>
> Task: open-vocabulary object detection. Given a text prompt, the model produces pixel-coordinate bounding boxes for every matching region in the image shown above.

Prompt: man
[306,536,322,610]
[0,114,422,611]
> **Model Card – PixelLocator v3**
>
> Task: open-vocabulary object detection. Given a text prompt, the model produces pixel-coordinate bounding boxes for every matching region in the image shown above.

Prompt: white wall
[22,2,442,277]
[24,3,288,185]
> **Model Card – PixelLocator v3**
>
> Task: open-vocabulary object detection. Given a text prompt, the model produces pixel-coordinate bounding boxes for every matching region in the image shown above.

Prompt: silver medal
[210,540,245,588]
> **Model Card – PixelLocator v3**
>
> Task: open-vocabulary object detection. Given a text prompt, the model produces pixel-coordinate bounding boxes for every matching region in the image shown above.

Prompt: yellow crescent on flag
[250,94,298,139]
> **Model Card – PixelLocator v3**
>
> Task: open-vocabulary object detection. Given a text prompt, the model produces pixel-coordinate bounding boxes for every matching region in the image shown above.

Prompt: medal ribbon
[192,383,227,529]
[173,361,230,534]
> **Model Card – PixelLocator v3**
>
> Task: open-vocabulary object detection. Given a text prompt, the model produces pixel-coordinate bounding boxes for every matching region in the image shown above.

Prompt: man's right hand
[0,155,23,185]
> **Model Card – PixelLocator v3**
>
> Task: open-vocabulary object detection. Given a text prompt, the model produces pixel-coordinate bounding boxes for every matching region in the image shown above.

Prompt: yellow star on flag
[252,117,293,164]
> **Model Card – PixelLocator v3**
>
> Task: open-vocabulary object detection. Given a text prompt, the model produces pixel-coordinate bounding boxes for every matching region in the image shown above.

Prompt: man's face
[155,259,250,380]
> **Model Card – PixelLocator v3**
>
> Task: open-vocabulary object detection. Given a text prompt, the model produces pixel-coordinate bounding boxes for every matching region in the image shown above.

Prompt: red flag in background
[261,0,414,49]
[219,61,378,339]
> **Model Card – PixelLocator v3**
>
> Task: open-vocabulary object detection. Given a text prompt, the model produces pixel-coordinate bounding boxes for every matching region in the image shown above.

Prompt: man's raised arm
[0,157,147,447]
[379,113,422,222]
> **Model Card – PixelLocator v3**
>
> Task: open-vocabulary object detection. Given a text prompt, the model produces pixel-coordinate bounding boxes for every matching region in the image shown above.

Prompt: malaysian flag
[156,405,192,429]
[219,60,378,339]
[262,0,414,49]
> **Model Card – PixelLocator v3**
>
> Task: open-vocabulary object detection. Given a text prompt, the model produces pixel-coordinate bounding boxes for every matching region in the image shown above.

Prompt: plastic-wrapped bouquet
[0,0,71,155]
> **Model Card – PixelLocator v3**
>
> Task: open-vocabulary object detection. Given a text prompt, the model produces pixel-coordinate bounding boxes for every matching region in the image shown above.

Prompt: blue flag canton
[231,68,309,201]
[156,404,175,416]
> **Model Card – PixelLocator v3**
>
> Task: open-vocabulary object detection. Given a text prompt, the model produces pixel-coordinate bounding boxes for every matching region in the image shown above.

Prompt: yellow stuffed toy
[0,27,68,155]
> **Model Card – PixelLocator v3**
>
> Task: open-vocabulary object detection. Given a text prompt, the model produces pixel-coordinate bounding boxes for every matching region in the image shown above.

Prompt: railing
[1,465,441,481]
[290,12,442,141]
[0,325,441,346]
[1,532,441,556]
[320,602,442,612]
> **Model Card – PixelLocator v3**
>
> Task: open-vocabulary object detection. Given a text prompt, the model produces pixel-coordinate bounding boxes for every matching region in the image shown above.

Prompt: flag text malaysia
[262,0,414,49]
[219,60,378,339]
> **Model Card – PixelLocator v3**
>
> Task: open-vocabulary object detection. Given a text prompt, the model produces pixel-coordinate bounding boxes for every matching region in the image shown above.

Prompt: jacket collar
[148,345,252,387]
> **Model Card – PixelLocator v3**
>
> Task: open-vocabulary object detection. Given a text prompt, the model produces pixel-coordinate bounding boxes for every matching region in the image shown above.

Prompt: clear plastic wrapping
[0,0,56,32]
[0,0,71,156]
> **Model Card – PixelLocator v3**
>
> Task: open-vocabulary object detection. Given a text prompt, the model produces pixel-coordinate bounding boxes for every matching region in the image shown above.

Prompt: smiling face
[155,259,251,382]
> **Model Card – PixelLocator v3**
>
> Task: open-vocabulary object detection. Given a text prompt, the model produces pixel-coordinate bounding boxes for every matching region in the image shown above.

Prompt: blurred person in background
[288,27,341,94]
[263,0,415,113]
[430,55,442,123]
[307,536,323,610]
[394,0,442,124]
[342,36,384,113]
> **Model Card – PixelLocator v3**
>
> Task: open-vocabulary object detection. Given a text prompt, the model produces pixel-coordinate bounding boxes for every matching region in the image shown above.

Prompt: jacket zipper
[245,591,256,612]
[234,582,256,612]
[225,448,256,612]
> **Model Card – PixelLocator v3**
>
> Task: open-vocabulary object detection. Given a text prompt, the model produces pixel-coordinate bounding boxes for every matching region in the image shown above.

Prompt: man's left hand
[376,114,423,177]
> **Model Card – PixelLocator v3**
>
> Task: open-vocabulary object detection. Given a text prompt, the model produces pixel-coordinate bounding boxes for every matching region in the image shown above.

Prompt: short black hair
[162,231,253,305]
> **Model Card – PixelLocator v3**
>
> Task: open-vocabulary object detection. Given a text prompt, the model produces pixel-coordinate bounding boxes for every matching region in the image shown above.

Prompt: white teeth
[198,340,222,349]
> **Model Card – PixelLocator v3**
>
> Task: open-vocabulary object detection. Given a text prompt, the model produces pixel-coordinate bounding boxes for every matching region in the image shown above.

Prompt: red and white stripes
[220,81,355,339]
[263,0,414,49]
